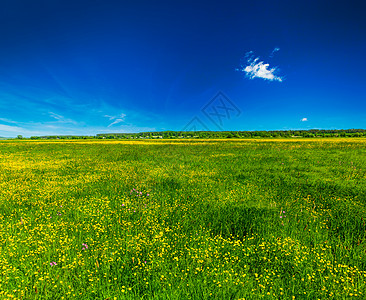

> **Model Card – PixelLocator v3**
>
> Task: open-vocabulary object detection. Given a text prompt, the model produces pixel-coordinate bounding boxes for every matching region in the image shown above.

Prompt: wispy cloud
[49,112,78,125]
[238,49,283,82]
[269,47,280,57]
[0,124,24,133]
[108,119,124,127]
[301,117,308,122]
[0,123,66,137]
[98,124,156,133]
[105,113,127,127]
[0,117,18,124]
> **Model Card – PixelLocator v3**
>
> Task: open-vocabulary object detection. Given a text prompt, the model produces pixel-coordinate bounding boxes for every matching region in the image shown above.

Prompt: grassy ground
[0,138,365,299]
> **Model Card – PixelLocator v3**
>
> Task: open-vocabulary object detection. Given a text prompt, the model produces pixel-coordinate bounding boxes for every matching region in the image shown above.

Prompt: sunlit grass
[0,138,365,299]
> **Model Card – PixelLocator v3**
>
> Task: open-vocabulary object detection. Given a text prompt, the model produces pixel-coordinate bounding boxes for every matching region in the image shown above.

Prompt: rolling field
[1,138,366,299]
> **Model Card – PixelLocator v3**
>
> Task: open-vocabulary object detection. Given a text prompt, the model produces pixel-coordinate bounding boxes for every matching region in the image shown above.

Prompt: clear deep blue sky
[0,0,365,136]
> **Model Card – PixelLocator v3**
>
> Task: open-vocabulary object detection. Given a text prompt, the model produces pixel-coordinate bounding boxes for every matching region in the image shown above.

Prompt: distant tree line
[30,135,95,140]
[28,129,366,140]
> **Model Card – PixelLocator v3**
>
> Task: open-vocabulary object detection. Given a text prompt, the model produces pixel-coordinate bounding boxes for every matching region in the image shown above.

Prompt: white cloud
[239,50,283,82]
[104,113,126,127]
[244,61,283,82]
[301,118,308,122]
[108,118,125,127]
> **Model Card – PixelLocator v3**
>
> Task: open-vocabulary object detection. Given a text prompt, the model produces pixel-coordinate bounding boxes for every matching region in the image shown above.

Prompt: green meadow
[0,138,365,299]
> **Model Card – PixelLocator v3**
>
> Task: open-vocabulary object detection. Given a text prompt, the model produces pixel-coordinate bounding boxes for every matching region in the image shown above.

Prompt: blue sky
[0,0,365,136]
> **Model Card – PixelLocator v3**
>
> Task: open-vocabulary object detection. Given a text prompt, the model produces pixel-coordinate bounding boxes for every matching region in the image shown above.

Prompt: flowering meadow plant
[0,138,365,299]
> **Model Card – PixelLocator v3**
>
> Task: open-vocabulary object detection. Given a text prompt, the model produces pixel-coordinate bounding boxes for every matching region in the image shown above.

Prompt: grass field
[1,138,366,299]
